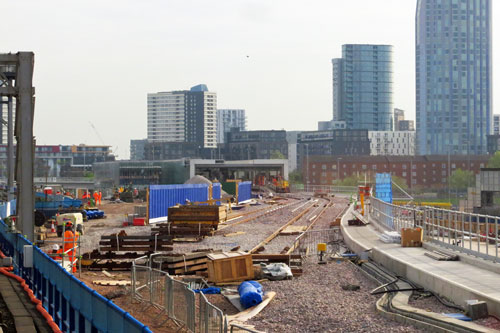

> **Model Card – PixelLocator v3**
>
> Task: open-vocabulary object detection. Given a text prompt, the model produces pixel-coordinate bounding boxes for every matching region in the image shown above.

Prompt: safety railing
[0,219,152,333]
[369,197,421,231]
[422,207,500,263]
[369,197,500,264]
[290,228,343,256]
[291,184,358,194]
[131,254,224,332]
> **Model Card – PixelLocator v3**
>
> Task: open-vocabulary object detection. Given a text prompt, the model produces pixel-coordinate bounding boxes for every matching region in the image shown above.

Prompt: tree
[270,150,286,159]
[288,170,303,184]
[488,151,500,168]
[449,168,474,192]
[338,175,363,186]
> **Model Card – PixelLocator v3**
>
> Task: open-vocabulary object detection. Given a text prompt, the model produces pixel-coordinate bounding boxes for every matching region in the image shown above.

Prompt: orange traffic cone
[50,221,56,233]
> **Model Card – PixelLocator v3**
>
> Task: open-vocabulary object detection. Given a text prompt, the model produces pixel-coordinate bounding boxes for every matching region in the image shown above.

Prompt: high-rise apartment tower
[416,0,492,155]
[332,44,393,131]
[147,84,217,148]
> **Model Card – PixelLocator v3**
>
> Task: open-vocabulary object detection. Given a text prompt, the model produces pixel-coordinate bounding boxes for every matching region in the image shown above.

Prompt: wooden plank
[99,246,173,252]
[164,257,207,269]
[100,235,172,240]
[279,225,306,235]
[252,254,301,260]
[154,251,217,263]
[226,292,276,323]
[172,263,207,274]
[93,280,131,286]
[99,240,173,246]
[224,231,246,237]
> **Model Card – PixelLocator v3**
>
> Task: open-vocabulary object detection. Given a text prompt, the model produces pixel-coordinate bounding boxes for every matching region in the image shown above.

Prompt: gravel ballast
[248,258,424,333]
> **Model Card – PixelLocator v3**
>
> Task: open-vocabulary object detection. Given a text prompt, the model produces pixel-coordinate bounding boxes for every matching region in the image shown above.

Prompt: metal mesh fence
[291,228,343,256]
[199,292,225,333]
[370,197,500,263]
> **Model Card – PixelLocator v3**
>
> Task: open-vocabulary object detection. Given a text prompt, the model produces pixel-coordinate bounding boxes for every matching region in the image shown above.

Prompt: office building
[297,129,370,170]
[317,120,347,131]
[217,109,247,143]
[147,84,217,148]
[332,44,393,131]
[224,129,288,161]
[416,0,492,155]
[394,108,404,131]
[398,120,415,131]
[494,115,500,135]
[369,131,415,156]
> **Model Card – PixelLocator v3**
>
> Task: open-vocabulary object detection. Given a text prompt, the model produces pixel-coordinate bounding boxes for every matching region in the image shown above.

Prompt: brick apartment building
[304,155,490,188]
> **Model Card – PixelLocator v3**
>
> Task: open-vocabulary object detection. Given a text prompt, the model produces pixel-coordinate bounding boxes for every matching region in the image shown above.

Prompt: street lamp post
[337,157,342,185]
[305,144,309,192]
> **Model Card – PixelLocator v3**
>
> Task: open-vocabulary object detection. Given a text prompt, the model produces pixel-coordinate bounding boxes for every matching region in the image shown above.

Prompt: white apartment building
[216,109,247,143]
[369,131,415,156]
[147,85,217,148]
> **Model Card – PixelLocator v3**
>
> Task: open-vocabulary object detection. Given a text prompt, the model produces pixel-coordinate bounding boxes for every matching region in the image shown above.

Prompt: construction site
[2,30,500,333]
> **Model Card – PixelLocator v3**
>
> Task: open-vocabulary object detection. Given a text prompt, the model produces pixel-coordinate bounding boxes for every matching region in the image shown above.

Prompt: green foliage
[449,168,474,192]
[288,170,303,184]
[391,175,408,191]
[488,151,500,168]
[338,175,363,186]
[84,171,94,178]
[270,150,286,159]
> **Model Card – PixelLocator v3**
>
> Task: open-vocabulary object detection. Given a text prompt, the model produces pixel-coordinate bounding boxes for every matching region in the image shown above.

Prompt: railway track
[358,260,487,333]
[218,198,308,231]
[249,197,333,254]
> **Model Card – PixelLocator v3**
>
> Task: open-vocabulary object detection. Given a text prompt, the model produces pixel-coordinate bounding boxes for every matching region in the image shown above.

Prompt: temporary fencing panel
[0,220,152,333]
[238,181,252,203]
[212,183,222,205]
[149,184,210,223]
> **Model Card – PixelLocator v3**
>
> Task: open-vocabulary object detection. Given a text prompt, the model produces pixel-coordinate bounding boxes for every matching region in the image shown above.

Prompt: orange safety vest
[63,230,75,253]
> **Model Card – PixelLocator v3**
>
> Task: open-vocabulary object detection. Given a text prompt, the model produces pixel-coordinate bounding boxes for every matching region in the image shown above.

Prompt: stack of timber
[252,254,303,277]
[99,234,173,252]
[153,250,220,275]
[151,223,214,240]
[81,232,173,271]
[152,205,227,240]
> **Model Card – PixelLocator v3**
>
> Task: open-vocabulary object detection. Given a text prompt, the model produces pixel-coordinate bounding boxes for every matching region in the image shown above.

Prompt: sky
[3,0,499,159]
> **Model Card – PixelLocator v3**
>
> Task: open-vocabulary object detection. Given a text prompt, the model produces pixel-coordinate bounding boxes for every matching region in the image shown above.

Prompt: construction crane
[89,121,105,145]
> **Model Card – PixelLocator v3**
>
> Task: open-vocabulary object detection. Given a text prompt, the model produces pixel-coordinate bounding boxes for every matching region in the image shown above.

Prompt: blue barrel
[238,281,263,309]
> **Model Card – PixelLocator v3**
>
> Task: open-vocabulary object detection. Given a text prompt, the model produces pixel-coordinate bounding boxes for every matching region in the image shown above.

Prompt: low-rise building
[369,131,415,156]
[224,129,288,160]
[304,155,489,189]
[0,144,114,179]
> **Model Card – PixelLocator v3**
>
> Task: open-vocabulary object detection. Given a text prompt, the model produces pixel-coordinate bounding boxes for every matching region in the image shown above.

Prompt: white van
[56,213,84,236]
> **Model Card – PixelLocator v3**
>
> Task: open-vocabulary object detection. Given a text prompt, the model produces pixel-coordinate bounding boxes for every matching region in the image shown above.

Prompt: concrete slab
[341,205,500,318]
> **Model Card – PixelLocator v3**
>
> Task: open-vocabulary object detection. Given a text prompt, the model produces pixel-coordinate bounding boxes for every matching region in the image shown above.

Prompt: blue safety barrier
[0,219,152,333]
[375,173,392,204]
[212,183,222,205]
[237,181,252,203]
[149,183,223,221]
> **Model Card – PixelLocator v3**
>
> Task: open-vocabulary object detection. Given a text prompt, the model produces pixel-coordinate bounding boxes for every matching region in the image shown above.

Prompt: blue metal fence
[0,220,152,333]
[237,181,252,203]
[149,184,221,223]
[212,183,222,205]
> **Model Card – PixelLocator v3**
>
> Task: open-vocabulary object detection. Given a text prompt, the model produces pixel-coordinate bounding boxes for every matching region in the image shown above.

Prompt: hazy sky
[3,0,499,159]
